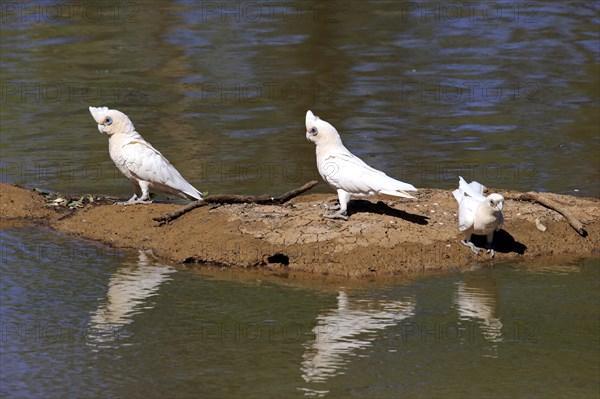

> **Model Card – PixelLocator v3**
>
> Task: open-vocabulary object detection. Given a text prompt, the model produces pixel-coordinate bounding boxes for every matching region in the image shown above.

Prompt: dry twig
[505,192,587,236]
[153,180,319,225]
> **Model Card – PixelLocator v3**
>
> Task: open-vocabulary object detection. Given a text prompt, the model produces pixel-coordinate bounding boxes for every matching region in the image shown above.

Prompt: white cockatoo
[89,106,202,204]
[452,176,504,257]
[305,110,417,220]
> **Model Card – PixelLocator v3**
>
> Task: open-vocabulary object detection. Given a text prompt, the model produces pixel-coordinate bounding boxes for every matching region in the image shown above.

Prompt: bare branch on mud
[153,180,319,226]
[505,192,587,237]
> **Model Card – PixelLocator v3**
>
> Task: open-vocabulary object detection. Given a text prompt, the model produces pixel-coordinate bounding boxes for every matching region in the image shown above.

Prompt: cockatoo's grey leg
[323,202,341,211]
[485,232,495,258]
[118,182,152,205]
[117,183,141,205]
[136,181,153,203]
[461,233,482,255]
[323,190,351,220]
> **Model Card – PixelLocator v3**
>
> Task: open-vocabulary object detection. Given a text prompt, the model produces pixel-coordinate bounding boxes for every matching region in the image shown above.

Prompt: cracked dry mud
[2,182,599,279]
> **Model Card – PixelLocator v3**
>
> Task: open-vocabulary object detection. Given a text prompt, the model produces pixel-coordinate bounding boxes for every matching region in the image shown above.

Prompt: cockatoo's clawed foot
[486,248,495,258]
[117,198,152,206]
[323,210,349,221]
[116,194,138,205]
[461,240,482,255]
[322,203,341,211]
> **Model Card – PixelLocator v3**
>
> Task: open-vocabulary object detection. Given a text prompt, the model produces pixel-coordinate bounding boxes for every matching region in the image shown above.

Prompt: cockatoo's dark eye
[105,116,113,126]
[490,199,494,206]
[310,127,318,136]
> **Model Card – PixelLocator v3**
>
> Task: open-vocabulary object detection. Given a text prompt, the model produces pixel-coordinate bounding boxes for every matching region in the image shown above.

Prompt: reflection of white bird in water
[87,250,175,345]
[301,291,415,385]
[305,110,417,220]
[452,176,504,257]
[455,280,503,344]
[89,106,203,204]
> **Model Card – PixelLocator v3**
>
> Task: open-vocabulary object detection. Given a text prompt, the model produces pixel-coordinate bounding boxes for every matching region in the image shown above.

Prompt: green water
[1,227,598,398]
[0,1,598,197]
[1,1,599,397]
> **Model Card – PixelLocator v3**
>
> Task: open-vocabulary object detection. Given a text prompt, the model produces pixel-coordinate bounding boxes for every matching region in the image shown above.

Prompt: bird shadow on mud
[470,230,527,255]
[347,200,429,225]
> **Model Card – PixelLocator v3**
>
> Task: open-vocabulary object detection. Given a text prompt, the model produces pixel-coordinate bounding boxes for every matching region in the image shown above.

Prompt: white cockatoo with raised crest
[89,106,202,204]
[305,110,417,220]
[452,176,504,257]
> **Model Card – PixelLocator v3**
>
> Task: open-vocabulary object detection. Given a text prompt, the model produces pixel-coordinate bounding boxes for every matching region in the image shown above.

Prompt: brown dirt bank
[1,182,599,278]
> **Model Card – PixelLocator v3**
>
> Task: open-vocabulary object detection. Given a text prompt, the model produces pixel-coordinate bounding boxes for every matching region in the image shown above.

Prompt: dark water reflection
[1,227,599,398]
[1,1,598,198]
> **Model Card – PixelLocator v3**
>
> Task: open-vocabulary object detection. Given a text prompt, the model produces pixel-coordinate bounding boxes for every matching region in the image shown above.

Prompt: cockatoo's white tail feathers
[173,179,202,200]
[379,180,417,198]
[380,189,416,199]
[180,184,203,200]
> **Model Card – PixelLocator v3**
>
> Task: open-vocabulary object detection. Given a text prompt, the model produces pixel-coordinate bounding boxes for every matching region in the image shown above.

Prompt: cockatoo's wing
[457,196,480,232]
[121,140,202,200]
[458,176,486,200]
[321,152,416,198]
[452,188,463,203]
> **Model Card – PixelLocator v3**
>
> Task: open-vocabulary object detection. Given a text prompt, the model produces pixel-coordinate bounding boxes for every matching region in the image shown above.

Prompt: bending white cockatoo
[89,106,202,204]
[452,176,504,257]
[305,110,417,220]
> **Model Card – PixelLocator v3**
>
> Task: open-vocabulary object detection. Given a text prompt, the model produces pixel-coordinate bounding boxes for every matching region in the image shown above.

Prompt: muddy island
[1,182,598,278]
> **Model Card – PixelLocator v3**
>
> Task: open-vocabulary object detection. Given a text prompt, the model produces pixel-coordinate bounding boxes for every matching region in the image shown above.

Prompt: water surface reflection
[87,250,175,347]
[300,290,415,395]
[455,276,503,344]
[1,1,598,196]
[0,227,598,398]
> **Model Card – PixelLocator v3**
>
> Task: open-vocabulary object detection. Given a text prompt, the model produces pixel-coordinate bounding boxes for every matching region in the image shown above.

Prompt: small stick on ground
[153,180,319,226]
[505,192,587,236]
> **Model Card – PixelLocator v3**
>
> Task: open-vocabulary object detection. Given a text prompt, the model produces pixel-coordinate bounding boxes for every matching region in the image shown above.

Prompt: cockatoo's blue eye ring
[310,127,318,136]
[105,116,113,126]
